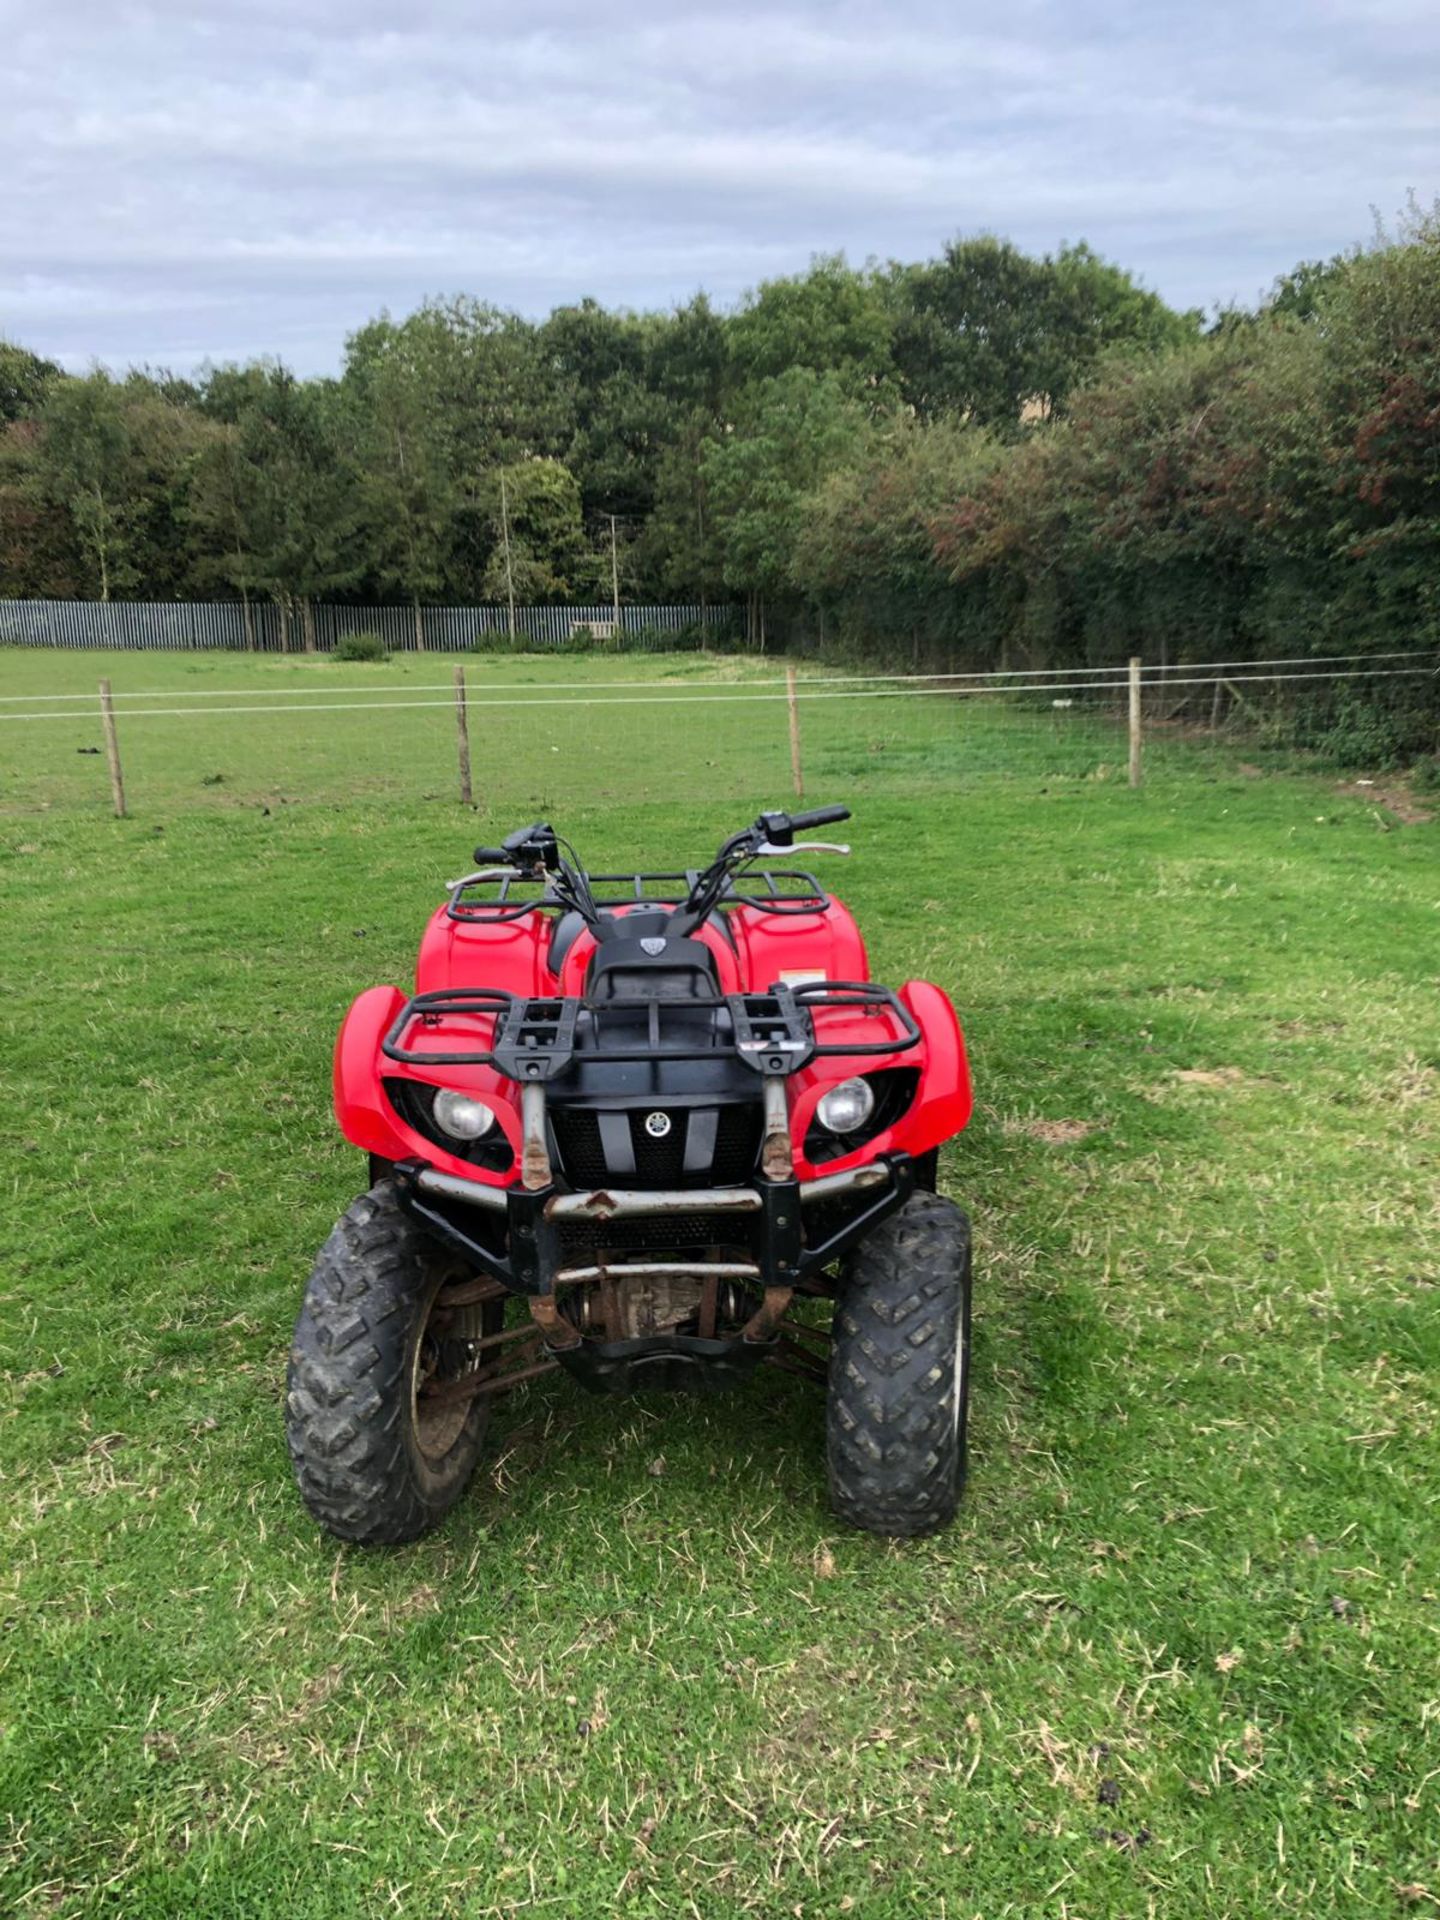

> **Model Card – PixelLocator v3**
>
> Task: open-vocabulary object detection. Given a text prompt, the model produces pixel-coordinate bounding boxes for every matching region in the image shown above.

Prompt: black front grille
[551,1102,762,1189]
[550,1109,610,1186]
[631,1111,688,1186]
[711,1104,765,1184]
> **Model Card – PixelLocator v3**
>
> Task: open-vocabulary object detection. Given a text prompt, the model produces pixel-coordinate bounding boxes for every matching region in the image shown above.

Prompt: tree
[197,361,357,645]
[183,417,265,642]
[33,372,145,600]
[637,297,733,599]
[893,237,1200,427]
[791,415,1001,647]
[0,342,62,424]
[727,256,895,398]
[479,459,594,602]
[342,317,463,648]
[703,370,873,635]
[1264,254,1352,323]
[641,417,727,604]
[539,300,673,524]
[0,418,81,595]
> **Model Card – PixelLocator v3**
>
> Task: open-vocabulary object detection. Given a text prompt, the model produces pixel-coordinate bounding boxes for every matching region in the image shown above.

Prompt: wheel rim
[951,1312,968,1439]
[410,1274,486,1461]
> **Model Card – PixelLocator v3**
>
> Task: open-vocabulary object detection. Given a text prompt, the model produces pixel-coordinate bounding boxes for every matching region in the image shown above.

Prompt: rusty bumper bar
[411,1159,888,1220]
[395,1152,912,1301]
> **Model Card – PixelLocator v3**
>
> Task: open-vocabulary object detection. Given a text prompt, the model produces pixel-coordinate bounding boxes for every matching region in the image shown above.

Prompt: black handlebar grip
[472,846,511,863]
[790,805,851,830]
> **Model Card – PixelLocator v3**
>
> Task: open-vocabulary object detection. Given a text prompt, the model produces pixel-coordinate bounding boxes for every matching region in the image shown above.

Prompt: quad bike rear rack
[447,867,832,924]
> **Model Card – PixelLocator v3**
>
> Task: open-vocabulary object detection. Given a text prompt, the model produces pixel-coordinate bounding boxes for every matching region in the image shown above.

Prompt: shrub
[1255,681,1440,769]
[334,631,388,663]
[623,620,711,653]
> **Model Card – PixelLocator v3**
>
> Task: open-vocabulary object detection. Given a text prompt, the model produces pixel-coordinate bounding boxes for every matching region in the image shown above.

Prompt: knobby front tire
[826,1191,972,1538]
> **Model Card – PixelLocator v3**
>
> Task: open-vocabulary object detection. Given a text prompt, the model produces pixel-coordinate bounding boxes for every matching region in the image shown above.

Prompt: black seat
[585,911,721,1003]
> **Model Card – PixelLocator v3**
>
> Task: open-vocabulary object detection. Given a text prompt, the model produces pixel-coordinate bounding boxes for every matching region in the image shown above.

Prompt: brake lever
[751,840,851,857]
[445,865,521,891]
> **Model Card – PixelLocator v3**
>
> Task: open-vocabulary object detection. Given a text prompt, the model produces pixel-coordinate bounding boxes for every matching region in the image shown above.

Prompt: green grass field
[1,648,1437,1917]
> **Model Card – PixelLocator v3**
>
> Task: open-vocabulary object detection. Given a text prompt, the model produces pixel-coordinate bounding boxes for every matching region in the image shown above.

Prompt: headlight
[431,1088,496,1141]
[815,1077,876,1135]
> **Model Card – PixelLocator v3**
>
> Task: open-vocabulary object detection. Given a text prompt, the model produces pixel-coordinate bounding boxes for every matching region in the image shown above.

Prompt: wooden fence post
[787,664,804,799]
[1128,656,1143,789]
[99,678,126,817]
[454,664,473,807]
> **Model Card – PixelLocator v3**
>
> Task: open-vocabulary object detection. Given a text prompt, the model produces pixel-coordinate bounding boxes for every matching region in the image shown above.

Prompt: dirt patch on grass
[1370,1054,1438,1108]
[1170,1067,1247,1089]
[1007,1117,1099,1144]
[1336,778,1434,825]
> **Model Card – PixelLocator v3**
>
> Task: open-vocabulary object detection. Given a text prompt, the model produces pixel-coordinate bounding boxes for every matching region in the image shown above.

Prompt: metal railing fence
[0,599,739,652]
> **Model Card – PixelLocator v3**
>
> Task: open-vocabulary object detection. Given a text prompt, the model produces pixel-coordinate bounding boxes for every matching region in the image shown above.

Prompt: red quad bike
[286,808,974,1545]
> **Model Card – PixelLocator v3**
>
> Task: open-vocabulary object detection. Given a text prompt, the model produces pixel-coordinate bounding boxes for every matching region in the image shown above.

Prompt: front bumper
[391,1151,916,1299]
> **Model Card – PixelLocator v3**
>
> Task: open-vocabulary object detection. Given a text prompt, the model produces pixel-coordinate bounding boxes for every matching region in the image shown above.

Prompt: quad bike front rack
[379,980,921,1080]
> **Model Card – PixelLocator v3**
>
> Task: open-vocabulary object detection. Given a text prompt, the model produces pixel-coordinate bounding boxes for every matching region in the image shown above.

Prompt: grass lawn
[1,651,1437,1916]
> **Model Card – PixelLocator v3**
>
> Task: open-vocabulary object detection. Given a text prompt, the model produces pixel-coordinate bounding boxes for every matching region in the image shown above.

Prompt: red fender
[788,979,971,1179]
[730,893,868,991]
[332,983,523,1184]
[896,980,973,1150]
[333,985,409,1159]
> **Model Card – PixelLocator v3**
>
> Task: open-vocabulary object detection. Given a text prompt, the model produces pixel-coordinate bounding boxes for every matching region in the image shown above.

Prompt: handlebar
[472,822,559,871]
[788,805,851,832]
[464,806,854,939]
[667,804,852,935]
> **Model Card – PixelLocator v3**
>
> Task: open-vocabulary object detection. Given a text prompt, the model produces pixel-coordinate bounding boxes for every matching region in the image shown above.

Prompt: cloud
[2,0,1436,371]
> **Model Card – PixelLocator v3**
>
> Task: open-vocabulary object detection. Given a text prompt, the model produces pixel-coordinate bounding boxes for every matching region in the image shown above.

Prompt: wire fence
[0,653,1434,819]
[0,599,740,653]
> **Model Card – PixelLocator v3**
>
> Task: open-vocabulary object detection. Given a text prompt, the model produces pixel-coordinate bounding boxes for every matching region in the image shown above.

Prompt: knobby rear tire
[826,1191,972,1538]
[286,1182,492,1545]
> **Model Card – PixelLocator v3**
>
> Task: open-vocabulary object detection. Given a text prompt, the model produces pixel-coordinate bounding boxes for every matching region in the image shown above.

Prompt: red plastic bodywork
[334,892,971,1187]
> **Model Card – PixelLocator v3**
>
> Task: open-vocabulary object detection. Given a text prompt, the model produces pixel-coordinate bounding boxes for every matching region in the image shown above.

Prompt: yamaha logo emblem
[644,1111,672,1138]
[640,937,667,956]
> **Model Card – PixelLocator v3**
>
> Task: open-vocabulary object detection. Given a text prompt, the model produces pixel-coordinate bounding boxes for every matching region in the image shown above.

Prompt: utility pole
[608,513,621,631]
[499,469,517,645]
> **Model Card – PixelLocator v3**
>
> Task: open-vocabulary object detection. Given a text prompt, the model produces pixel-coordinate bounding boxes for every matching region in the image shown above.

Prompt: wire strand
[0,647,1433,705]
[1,664,1433,724]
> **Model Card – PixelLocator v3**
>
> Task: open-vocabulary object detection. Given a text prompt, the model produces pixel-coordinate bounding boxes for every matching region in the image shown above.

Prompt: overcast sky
[4,0,1437,376]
